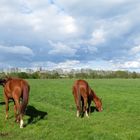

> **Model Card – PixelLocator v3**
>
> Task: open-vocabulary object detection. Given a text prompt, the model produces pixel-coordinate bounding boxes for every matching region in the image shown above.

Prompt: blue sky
[0,0,140,71]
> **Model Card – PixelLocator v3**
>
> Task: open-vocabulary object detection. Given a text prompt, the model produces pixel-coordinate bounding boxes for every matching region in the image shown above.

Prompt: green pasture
[0,79,140,140]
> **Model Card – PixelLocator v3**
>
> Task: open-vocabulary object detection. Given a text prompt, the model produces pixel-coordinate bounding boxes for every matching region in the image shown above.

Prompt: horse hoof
[5,116,8,120]
[76,114,80,117]
[20,120,24,128]
[20,126,23,128]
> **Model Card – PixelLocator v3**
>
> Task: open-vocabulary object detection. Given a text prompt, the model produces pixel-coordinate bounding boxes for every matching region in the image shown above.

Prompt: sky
[0,0,140,71]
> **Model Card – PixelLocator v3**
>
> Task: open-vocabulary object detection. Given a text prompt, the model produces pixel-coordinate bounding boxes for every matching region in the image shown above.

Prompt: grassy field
[0,79,140,140]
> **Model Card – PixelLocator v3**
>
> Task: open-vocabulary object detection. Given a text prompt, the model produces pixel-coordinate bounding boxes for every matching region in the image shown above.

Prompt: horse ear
[5,75,12,81]
[5,75,10,79]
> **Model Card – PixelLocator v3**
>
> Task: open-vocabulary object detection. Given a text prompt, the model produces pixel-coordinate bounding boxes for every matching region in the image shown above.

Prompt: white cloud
[114,60,140,69]
[48,41,77,56]
[31,59,116,71]
[92,18,131,43]
[26,4,80,39]
[58,15,78,34]
[56,60,81,70]
[55,0,137,18]
[1,0,140,70]
[130,45,140,54]
[31,60,81,70]
[89,28,106,45]
[0,45,34,55]
[0,0,80,41]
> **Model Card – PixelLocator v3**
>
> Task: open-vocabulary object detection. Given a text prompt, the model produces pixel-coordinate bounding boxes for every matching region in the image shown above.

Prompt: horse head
[94,98,103,112]
[0,78,7,86]
[0,77,12,86]
[91,89,103,112]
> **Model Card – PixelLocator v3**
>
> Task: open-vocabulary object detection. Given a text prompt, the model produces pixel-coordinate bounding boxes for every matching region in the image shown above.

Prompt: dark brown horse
[0,77,30,128]
[72,79,102,117]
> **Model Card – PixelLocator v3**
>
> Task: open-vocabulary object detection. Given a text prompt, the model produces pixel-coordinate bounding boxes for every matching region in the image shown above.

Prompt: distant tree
[131,72,137,79]
[1,69,140,79]
[52,72,60,79]
[115,70,129,78]
[68,73,74,79]
[31,72,40,79]
[0,72,6,78]
[8,72,18,78]
[18,72,29,79]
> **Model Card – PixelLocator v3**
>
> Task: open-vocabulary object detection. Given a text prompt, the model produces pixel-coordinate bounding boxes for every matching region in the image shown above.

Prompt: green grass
[0,79,140,140]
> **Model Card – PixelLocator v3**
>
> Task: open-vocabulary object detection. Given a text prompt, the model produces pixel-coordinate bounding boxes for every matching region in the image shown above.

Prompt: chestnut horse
[0,77,30,128]
[72,79,102,117]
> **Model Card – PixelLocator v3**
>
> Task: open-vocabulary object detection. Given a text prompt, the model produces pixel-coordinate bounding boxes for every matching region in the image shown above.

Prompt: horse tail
[77,83,81,113]
[21,84,30,115]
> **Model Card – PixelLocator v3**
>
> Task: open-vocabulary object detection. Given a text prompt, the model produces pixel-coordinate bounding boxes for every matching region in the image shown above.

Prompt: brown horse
[0,77,30,128]
[72,79,102,117]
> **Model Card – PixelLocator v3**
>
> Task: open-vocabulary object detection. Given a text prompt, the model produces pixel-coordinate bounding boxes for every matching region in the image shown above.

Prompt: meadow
[0,79,140,140]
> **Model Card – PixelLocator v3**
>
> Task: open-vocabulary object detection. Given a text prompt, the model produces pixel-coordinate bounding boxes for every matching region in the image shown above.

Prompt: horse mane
[0,77,12,86]
[0,79,6,86]
[90,89,100,101]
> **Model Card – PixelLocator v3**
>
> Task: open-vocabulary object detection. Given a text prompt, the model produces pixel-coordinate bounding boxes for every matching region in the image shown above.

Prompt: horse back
[4,78,29,98]
[73,80,90,98]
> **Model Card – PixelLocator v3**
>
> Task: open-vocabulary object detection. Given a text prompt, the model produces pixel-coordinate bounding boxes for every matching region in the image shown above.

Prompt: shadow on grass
[0,101,5,105]
[0,100,13,105]
[25,105,48,125]
[80,106,98,118]
[90,106,98,113]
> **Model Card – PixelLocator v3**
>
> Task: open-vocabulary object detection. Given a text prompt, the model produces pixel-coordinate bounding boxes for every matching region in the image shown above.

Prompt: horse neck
[91,89,99,101]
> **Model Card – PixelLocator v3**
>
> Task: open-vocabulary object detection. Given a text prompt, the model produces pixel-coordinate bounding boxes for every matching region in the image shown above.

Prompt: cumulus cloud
[114,60,140,70]
[55,0,137,18]
[30,59,117,71]
[130,45,140,54]
[31,60,81,70]
[0,45,34,55]
[0,0,80,42]
[54,60,81,70]
[0,0,140,70]
[48,41,77,56]
[88,28,106,45]
[0,45,34,67]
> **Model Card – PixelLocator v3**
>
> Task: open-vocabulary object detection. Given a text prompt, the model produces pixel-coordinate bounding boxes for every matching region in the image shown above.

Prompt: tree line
[0,69,140,79]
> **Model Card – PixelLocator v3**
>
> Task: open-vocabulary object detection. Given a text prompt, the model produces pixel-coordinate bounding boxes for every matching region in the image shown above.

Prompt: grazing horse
[0,77,30,128]
[72,79,102,117]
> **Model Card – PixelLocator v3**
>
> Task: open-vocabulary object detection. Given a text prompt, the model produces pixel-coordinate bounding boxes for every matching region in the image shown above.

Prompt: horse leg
[75,98,81,117]
[88,100,91,115]
[83,97,88,117]
[4,95,9,119]
[74,98,80,117]
[81,97,84,117]
[73,88,80,117]
[14,103,18,122]
[14,99,23,128]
